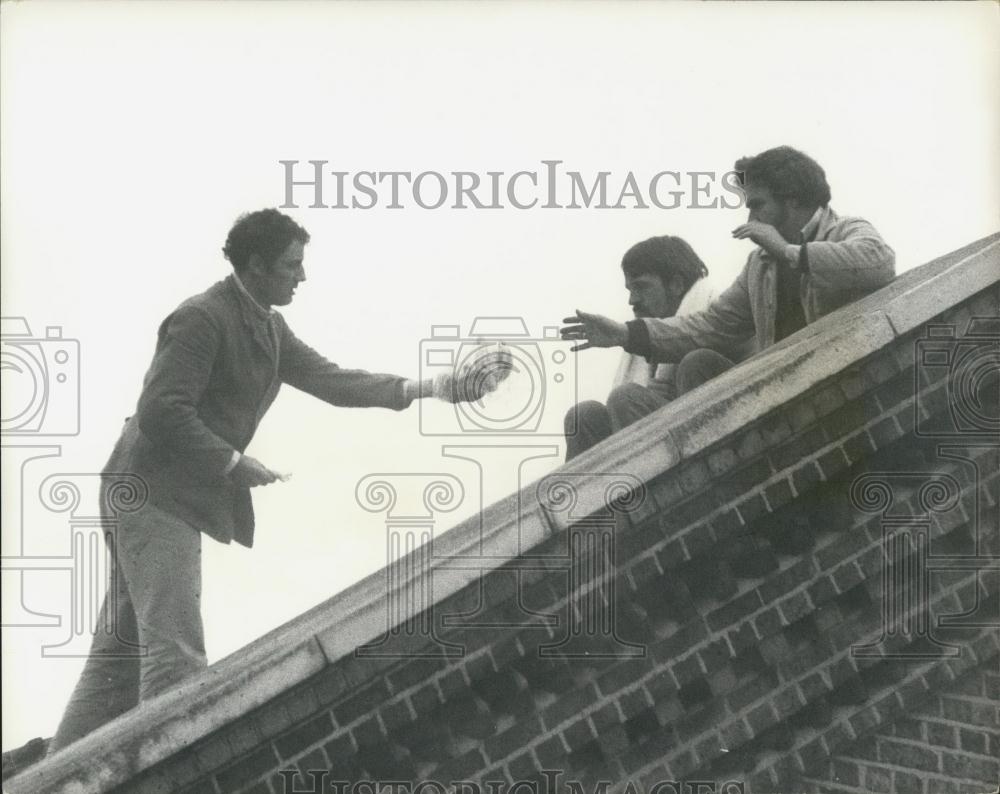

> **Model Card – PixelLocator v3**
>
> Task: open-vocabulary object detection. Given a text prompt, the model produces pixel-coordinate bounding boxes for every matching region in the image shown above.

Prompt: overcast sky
[2,1,998,751]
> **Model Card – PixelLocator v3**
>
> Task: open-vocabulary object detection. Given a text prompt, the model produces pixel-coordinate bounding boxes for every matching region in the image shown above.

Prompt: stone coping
[7,232,998,794]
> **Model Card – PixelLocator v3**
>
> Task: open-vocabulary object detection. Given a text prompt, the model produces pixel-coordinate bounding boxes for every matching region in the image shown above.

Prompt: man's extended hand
[229,455,282,487]
[560,310,628,352]
[732,221,788,259]
[431,343,515,404]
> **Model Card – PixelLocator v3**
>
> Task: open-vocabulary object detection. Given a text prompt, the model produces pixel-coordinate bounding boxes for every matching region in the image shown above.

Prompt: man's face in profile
[255,240,307,307]
[625,272,674,318]
[743,184,796,238]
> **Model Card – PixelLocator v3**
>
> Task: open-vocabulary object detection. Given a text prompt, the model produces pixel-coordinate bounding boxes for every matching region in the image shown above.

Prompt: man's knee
[606,383,669,431]
[564,400,612,461]
[566,400,610,436]
[676,349,734,396]
[605,383,647,415]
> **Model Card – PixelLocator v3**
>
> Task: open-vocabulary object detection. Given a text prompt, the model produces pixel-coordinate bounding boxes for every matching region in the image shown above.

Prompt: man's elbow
[135,395,185,444]
[853,238,896,286]
[867,240,896,286]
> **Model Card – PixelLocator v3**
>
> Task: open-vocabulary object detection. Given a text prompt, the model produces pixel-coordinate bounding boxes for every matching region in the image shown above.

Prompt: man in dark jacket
[49,209,489,751]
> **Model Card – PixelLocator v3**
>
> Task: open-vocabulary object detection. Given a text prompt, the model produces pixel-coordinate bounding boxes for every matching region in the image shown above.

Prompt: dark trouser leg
[564,400,613,461]
[675,349,735,396]
[605,382,673,433]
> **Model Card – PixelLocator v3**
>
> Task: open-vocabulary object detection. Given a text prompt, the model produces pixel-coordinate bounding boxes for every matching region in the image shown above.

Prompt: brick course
[8,240,998,794]
[113,283,993,794]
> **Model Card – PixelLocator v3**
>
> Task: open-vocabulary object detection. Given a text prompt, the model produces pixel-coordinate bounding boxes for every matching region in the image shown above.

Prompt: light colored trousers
[48,501,207,753]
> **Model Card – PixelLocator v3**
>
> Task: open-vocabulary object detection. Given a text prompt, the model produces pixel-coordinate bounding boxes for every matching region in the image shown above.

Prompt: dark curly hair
[222,209,310,272]
[734,146,831,209]
[621,235,708,294]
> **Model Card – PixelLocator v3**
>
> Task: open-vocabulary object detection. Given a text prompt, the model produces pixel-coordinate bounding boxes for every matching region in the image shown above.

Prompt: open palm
[560,310,628,352]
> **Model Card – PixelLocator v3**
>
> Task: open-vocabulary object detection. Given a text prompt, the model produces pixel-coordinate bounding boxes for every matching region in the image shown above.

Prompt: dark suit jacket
[104,275,410,547]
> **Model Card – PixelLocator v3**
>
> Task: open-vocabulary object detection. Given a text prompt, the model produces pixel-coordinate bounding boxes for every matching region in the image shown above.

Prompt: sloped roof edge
[8,232,999,794]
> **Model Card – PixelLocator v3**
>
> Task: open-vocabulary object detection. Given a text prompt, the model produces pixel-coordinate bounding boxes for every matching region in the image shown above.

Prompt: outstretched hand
[432,343,515,404]
[560,310,628,352]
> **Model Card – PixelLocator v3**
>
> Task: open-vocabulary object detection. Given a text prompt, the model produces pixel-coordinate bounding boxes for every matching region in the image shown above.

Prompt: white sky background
[1,1,998,751]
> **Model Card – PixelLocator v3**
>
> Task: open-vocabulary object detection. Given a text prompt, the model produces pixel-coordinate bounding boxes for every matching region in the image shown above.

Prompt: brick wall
[8,238,998,794]
[802,665,999,794]
[104,279,998,794]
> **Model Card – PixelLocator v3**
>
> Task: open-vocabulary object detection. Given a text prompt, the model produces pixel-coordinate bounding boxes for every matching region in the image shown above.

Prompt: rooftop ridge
[6,231,999,794]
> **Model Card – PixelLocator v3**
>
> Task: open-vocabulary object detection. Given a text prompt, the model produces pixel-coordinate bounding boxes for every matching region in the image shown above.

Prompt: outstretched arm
[278,321,412,409]
[279,323,512,408]
[561,263,756,363]
[640,264,756,362]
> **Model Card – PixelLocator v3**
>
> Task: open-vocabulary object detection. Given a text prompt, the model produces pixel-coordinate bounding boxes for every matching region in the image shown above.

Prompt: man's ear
[245,252,268,277]
[666,274,687,297]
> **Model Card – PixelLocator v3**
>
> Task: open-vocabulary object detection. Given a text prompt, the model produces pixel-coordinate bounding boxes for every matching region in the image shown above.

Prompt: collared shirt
[223,272,280,473]
[799,206,823,246]
[230,271,281,359]
[231,271,275,318]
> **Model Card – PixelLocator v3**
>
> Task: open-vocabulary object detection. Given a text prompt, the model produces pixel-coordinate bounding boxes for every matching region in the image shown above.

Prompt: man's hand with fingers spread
[228,455,282,487]
[560,310,629,352]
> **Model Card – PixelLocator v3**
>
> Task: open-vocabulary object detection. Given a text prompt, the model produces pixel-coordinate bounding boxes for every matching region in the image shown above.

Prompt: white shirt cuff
[223,450,241,475]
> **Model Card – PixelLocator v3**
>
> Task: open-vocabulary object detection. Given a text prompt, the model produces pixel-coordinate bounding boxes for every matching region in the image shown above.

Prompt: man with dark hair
[561,146,895,394]
[564,235,716,460]
[49,208,502,752]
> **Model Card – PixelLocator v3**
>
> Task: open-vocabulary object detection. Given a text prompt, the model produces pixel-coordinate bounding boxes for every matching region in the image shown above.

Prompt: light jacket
[630,207,895,362]
[103,275,410,547]
[611,276,716,400]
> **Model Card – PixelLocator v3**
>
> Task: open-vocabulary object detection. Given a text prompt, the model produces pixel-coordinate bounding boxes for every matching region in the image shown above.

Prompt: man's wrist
[224,450,241,476]
[404,378,434,402]
[783,243,801,268]
[624,320,652,357]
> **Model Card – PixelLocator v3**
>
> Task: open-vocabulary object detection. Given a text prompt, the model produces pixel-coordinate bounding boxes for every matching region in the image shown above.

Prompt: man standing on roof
[48,208,507,753]
[560,146,896,392]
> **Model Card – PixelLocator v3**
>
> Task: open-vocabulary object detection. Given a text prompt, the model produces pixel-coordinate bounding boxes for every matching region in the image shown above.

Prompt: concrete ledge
[882,237,1000,335]
[666,311,896,459]
[7,231,999,794]
[7,637,327,794]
